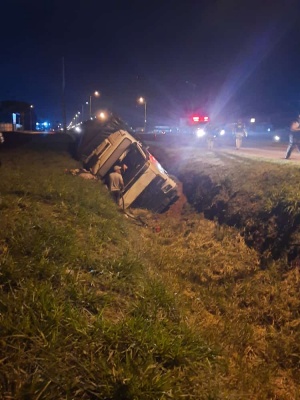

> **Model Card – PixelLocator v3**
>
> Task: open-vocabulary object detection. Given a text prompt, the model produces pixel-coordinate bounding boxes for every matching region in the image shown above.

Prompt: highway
[141,134,300,163]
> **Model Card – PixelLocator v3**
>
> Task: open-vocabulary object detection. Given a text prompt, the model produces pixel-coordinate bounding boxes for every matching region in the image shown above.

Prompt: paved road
[219,139,300,162]
[144,134,300,163]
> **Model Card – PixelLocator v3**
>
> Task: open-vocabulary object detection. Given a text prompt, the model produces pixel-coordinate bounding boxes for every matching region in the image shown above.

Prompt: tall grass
[0,138,217,399]
[1,136,300,398]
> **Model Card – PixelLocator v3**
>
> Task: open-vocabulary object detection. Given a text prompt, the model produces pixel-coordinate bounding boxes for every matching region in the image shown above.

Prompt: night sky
[1,0,300,127]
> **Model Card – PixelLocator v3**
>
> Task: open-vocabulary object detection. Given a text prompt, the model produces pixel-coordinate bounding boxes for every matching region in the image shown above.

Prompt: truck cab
[83,129,178,212]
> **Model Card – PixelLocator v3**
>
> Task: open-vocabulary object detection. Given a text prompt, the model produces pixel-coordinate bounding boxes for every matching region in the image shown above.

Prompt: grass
[147,140,300,266]
[0,134,300,398]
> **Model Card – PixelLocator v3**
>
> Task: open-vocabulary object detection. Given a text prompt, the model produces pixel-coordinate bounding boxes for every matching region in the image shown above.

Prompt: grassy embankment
[0,135,300,399]
[150,141,300,267]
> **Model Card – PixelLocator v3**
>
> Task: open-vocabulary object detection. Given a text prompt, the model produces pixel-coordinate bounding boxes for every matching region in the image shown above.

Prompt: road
[142,134,300,163]
[217,139,300,162]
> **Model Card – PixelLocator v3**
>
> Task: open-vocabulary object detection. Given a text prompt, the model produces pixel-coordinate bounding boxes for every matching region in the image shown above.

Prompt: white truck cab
[83,129,178,212]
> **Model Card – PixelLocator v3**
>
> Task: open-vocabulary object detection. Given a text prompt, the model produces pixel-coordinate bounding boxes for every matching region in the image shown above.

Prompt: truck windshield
[121,143,147,187]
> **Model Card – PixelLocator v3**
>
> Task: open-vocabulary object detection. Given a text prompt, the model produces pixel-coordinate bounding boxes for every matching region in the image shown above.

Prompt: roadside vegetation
[0,134,300,399]
[150,141,300,268]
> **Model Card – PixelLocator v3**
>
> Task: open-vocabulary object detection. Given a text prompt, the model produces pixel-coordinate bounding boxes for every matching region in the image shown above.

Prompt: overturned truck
[76,115,178,213]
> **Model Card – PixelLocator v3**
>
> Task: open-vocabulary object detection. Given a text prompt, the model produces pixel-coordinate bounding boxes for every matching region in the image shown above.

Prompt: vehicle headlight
[196,128,206,138]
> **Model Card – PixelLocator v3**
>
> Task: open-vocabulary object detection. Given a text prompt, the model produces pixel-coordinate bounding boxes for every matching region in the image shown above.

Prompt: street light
[81,101,89,123]
[30,104,34,131]
[89,91,100,119]
[99,111,107,120]
[138,97,147,132]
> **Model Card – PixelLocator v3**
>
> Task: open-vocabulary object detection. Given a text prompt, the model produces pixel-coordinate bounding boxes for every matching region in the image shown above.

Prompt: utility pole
[62,57,67,134]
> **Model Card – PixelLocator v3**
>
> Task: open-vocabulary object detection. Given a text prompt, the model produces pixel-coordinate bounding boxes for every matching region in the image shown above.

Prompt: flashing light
[191,115,210,123]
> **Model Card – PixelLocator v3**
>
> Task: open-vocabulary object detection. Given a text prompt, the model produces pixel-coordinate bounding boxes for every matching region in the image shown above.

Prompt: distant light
[250,118,256,123]
[267,128,271,132]
[274,135,280,142]
[43,122,48,127]
[99,111,106,120]
[192,115,209,123]
[196,128,206,138]
[220,129,225,136]
[75,126,81,133]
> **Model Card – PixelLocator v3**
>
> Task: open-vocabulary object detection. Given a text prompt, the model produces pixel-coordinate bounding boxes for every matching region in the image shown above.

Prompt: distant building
[0,100,36,131]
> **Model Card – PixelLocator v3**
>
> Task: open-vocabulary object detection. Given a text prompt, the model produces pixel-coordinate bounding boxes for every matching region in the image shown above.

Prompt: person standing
[285,114,300,159]
[205,124,216,150]
[108,165,124,206]
[233,120,247,150]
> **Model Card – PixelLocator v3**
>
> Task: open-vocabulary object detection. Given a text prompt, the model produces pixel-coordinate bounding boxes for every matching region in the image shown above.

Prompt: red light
[191,115,210,123]
[149,154,157,163]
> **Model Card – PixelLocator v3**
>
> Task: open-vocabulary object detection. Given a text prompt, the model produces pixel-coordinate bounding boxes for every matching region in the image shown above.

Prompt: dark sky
[1,0,300,126]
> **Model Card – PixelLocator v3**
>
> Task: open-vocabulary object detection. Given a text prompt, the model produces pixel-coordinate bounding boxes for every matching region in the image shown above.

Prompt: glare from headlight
[196,128,206,138]
[274,135,280,142]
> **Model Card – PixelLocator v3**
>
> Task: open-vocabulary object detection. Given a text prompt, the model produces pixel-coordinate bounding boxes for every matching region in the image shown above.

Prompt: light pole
[30,104,34,131]
[138,97,147,132]
[89,91,100,119]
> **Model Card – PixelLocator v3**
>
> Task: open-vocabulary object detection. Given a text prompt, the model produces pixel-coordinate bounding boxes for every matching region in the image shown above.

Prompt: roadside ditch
[149,144,300,270]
